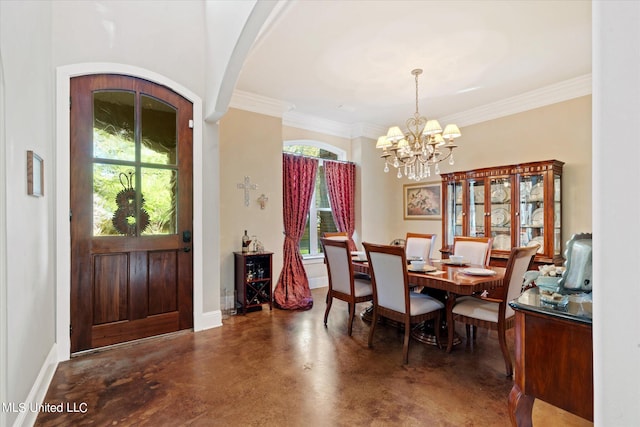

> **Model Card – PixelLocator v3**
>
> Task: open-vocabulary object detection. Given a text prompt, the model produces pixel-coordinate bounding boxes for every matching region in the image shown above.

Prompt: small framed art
[27,150,44,197]
[403,182,441,220]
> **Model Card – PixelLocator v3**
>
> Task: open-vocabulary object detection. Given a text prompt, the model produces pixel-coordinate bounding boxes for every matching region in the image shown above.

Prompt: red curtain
[273,154,318,310]
[324,160,357,252]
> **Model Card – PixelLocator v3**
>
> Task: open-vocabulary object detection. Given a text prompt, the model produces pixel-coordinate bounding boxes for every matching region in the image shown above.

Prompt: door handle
[183,230,192,243]
[183,246,191,253]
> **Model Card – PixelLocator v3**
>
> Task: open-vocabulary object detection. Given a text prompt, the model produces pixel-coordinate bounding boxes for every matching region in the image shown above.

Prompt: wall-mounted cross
[237,176,257,207]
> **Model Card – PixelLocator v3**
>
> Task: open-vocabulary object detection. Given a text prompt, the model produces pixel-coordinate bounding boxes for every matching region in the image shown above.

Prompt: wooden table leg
[508,383,534,427]
[446,293,456,353]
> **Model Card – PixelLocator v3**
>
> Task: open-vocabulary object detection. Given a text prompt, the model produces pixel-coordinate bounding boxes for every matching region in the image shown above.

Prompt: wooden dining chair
[363,242,444,364]
[323,231,348,240]
[449,244,538,376]
[405,232,437,260]
[321,238,373,336]
[452,236,493,265]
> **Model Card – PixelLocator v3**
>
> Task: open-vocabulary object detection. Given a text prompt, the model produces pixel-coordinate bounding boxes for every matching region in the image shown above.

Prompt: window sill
[302,254,325,264]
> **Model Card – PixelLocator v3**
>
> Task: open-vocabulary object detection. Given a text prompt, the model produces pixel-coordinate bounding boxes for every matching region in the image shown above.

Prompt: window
[283,142,345,256]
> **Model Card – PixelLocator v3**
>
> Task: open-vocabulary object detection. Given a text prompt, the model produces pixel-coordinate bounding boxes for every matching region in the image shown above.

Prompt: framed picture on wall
[403,182,441,220]
[27,150,44,197]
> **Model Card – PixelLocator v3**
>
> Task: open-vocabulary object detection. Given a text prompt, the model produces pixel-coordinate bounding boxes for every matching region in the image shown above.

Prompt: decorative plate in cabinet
[491,187,509,203]
[491,207,510,226]
[493,234,511,251]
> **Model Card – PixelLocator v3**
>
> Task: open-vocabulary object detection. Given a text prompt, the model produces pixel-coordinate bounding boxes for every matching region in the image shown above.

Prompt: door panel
[70,74,193,353]
[148,250,178,315]
[93,253,128,324]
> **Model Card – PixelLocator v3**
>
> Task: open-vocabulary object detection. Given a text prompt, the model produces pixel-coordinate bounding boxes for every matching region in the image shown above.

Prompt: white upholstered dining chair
[405,232,437,260]
[363,242,444,364]
[449,244,538,376]
[452,236,493,265]
[321,238,373,336]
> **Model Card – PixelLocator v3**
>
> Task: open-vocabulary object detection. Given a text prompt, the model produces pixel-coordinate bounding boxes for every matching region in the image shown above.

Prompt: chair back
[323,231,349,241]
[405,233,436,260]
[501,245,539,312]
[453,236,493,265]
[363,243,408,314]
[321,238,353,295]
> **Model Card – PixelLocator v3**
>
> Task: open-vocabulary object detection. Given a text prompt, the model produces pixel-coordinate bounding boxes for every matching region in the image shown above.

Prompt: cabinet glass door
[489,177,512,252]
[520,173,545,254]
[468,179,485,237]
[554,173,562,256]
[445,181,465,247]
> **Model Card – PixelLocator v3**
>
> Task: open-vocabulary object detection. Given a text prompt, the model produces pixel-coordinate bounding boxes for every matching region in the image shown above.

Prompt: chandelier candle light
[376,69,462,181]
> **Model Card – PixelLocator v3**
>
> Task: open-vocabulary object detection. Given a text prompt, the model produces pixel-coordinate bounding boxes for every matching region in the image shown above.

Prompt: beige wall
[220,95,591,291]
[219,108,284,299]
[391,95,592,256]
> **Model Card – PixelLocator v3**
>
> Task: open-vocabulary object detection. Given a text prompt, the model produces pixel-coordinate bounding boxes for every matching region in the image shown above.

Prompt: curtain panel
[324,160,357,252]
[273,153,318,310]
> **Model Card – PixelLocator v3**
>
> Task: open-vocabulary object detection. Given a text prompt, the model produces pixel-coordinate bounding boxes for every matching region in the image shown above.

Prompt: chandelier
[376,69,462,181]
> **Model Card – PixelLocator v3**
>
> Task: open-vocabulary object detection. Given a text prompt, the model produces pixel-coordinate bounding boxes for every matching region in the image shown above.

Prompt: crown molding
[349,122,387,140]
[440,74,592,127]
[229,90,295,118]
[229,74,592,140]
[283,111,353,139]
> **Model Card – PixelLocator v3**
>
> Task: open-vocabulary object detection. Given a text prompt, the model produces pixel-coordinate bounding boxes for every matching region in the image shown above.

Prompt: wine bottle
[242,230,251,253]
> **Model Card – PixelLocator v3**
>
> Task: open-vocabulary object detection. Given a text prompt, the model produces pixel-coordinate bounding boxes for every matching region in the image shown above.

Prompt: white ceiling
[232,0,591,136]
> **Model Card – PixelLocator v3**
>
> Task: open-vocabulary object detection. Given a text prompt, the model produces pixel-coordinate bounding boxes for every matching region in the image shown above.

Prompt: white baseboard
[14,344,58,427]
[308,277,328,290]
[195,310,222,331]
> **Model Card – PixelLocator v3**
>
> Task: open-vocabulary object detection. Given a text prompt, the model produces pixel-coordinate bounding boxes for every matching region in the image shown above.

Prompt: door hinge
[69,325,72,336]
[188,119,194,129]
[69,96,72,110]
[69,209,72,221]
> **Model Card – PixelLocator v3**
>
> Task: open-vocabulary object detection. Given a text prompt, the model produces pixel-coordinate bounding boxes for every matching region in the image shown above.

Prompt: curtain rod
[282,152,355,166]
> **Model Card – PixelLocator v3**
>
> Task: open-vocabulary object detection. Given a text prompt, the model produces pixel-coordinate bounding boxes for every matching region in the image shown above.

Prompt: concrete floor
[36,288,592,426]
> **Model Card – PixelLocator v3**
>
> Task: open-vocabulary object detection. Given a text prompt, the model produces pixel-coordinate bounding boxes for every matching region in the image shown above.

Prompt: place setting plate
[407,265,438,273]
[351,251,367,262]
[460,268,497,276]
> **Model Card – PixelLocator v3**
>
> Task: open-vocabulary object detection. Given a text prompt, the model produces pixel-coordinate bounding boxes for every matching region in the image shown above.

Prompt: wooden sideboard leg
[509,384,534,427]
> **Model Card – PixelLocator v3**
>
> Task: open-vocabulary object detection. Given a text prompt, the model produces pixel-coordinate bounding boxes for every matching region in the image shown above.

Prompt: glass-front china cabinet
[441,160,564,266]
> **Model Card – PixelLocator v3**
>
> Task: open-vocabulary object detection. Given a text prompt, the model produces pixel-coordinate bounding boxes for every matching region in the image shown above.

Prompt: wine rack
[234,251,273,314]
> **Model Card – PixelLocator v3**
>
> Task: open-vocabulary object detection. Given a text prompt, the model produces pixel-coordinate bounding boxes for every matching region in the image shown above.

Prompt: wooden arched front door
[70,74,193,353]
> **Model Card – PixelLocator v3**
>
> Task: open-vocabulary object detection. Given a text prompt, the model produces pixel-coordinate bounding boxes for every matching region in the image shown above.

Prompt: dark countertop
[509,287,592,325]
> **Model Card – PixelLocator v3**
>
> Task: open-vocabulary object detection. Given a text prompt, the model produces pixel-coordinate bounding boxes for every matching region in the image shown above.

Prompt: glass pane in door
[468,180,485,237]
[140,167,177,235]
[490,177,511,251]
[520,173,544,254]
[93,164,136,236]
[93,91,135,161]
[141,95,177,165]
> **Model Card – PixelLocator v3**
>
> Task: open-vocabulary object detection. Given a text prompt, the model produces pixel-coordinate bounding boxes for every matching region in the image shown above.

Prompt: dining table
[352,257,506,352]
